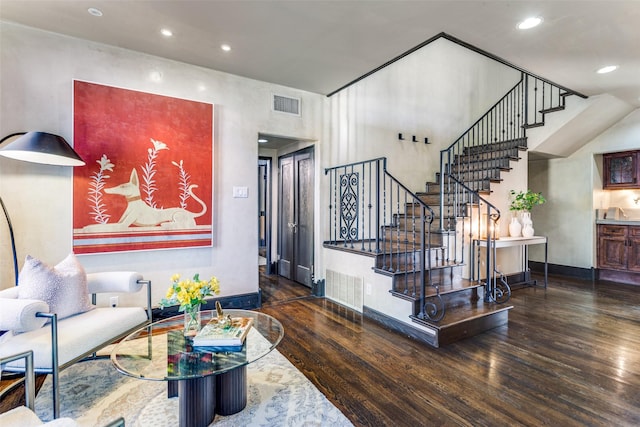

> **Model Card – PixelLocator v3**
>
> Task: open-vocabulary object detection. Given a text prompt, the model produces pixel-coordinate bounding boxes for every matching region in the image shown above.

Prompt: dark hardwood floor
[3,269,638,425]
[258,268,640,426]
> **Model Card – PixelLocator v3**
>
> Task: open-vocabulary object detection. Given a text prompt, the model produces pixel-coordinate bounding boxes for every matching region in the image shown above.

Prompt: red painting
[72,80,213,254]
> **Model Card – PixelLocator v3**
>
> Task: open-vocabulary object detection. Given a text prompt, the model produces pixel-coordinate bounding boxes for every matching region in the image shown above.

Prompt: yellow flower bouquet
[159,273,220,334]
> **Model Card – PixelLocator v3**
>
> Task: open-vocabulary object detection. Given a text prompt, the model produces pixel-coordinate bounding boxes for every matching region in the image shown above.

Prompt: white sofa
[0,272,151,419]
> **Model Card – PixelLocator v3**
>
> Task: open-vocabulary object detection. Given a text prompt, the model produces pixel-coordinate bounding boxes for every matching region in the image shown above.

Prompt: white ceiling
[1,0,639,108]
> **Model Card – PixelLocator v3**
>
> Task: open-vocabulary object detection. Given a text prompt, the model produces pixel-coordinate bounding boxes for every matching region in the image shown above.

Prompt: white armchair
[0,350,126,426]
[0,272,151,419]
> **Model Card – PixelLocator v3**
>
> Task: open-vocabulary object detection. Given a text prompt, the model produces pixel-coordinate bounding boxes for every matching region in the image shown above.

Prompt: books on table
[192,316,254,348]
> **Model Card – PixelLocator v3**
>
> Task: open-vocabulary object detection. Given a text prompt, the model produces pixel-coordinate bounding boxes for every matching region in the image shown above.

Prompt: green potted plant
[509,189,546,212]
[509,190,546,237]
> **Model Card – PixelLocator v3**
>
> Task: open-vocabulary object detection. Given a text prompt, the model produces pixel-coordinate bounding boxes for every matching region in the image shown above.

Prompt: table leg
[471,241,476,282]
[179,376,216,427]
[216,366,247,415]
[544,239,548,288]
[168,380,178,398]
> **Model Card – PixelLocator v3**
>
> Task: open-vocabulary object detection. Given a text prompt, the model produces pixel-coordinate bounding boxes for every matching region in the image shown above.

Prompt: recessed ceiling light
[258,138,268,143]
[517,16,543,30]
[161,28,173,37]
[87,7,103,17]
[150,70,163,82]
[221,44,231,52]
[597,65,618,74]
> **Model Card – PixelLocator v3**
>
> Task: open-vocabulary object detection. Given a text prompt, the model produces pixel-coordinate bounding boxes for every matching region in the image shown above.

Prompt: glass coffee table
[111,309,284,427]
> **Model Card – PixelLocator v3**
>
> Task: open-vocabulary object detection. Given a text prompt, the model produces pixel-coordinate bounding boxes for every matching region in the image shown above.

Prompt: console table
[111,309,284,427]
[471,236,548,288]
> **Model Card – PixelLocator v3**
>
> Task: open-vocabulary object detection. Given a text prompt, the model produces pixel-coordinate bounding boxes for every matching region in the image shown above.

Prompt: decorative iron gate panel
[340,172,359,241]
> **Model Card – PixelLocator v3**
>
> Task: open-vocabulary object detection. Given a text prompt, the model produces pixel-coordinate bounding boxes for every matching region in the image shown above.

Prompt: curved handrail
[446,174,500,223]
[384,169,435,224]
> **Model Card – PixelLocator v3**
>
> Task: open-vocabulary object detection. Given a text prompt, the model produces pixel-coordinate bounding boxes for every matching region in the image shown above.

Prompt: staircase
[323,72,586,348]
[324,159,512,347]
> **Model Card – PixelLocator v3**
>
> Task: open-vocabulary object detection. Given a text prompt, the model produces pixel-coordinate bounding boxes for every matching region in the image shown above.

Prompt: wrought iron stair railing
[439,72,586,232]
[325,158,464,322]
[443,174,510,304]
[324,60,587,322]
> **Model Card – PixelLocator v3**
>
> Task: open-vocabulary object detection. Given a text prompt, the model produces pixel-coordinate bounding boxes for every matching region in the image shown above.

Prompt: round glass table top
[110,309,284,381]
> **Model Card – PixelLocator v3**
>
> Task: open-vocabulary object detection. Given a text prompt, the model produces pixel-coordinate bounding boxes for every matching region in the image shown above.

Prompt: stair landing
[410,299,512,347]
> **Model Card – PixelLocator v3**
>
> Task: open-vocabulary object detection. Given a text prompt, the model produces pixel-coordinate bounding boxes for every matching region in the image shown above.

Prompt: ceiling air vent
[273,94,300,116]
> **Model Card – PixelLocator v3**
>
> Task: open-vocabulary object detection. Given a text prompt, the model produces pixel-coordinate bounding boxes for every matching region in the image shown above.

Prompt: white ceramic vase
[509,216,522,237]
[521,212,534,238]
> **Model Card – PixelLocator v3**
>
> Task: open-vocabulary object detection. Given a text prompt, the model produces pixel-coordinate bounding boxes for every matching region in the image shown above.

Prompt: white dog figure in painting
[84,168,207,231]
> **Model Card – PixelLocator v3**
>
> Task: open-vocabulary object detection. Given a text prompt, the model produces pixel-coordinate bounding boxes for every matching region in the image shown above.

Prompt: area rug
[34,348,353,427]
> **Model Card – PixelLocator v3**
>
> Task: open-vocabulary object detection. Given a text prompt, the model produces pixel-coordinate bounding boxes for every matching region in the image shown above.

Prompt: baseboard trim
[313,278,325,297]
[363,306,437,347]
[528,261,595,281]
[152,292,261,321]
[596,268,640,286]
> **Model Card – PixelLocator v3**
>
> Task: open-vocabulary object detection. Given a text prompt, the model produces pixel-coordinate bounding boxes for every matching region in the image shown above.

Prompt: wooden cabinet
[598,224,640,272]
[603,151,640,189]
[598,225,627,269]
[630,227,640,272]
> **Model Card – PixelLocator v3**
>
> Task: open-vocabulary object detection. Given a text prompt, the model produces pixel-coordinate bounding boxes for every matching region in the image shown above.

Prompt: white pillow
[0,298,49,333]
[17,253,94,320]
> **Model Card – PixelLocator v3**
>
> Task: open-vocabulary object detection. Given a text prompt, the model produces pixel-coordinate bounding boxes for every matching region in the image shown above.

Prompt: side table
[472,236,548,288]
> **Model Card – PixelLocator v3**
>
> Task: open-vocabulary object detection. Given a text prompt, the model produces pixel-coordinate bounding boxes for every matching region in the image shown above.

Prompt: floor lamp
[0,132,85,286]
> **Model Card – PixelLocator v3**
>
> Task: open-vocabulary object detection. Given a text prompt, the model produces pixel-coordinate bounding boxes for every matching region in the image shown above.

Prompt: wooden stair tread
[539,106,565,113]
[375,259,463,276]
[389,277,479,299]
[451,163,512,173]
[429,278,479,295]
[462,141,527,155]
[410,301,513,330]
[522,122,544,129]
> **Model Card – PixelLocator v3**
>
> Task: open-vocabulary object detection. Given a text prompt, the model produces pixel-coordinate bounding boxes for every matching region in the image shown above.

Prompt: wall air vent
[273,94,300,116]
[325,269,363,312]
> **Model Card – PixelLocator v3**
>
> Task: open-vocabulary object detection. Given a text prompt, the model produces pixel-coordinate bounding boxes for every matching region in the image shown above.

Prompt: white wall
[319,37,525,281]
[0,22,324,305]
[324,38,519,189]
[4,20,620,310]
[529,108,640,268]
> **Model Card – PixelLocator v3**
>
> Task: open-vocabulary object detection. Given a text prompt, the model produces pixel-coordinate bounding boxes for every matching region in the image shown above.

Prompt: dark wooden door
[278,148,314,287]
[258,157,270,269]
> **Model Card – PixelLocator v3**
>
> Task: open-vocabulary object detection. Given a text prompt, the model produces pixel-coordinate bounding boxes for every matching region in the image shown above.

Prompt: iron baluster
[362,165,373,252]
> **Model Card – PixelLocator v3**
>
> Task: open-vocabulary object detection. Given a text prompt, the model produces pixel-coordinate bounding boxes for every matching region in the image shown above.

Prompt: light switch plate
[233,186,248,198]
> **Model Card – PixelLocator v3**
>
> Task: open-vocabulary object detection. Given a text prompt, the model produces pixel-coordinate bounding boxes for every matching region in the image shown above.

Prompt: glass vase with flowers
[159,273,220,336]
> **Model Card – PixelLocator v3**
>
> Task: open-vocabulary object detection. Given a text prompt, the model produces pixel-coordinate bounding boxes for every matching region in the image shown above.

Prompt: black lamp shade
[0,131,85,166]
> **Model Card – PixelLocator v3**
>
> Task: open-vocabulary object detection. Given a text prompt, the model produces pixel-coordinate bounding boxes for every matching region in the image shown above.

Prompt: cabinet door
[603,151,638,189]
[597,225,628,270]
[628,227,640,272]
